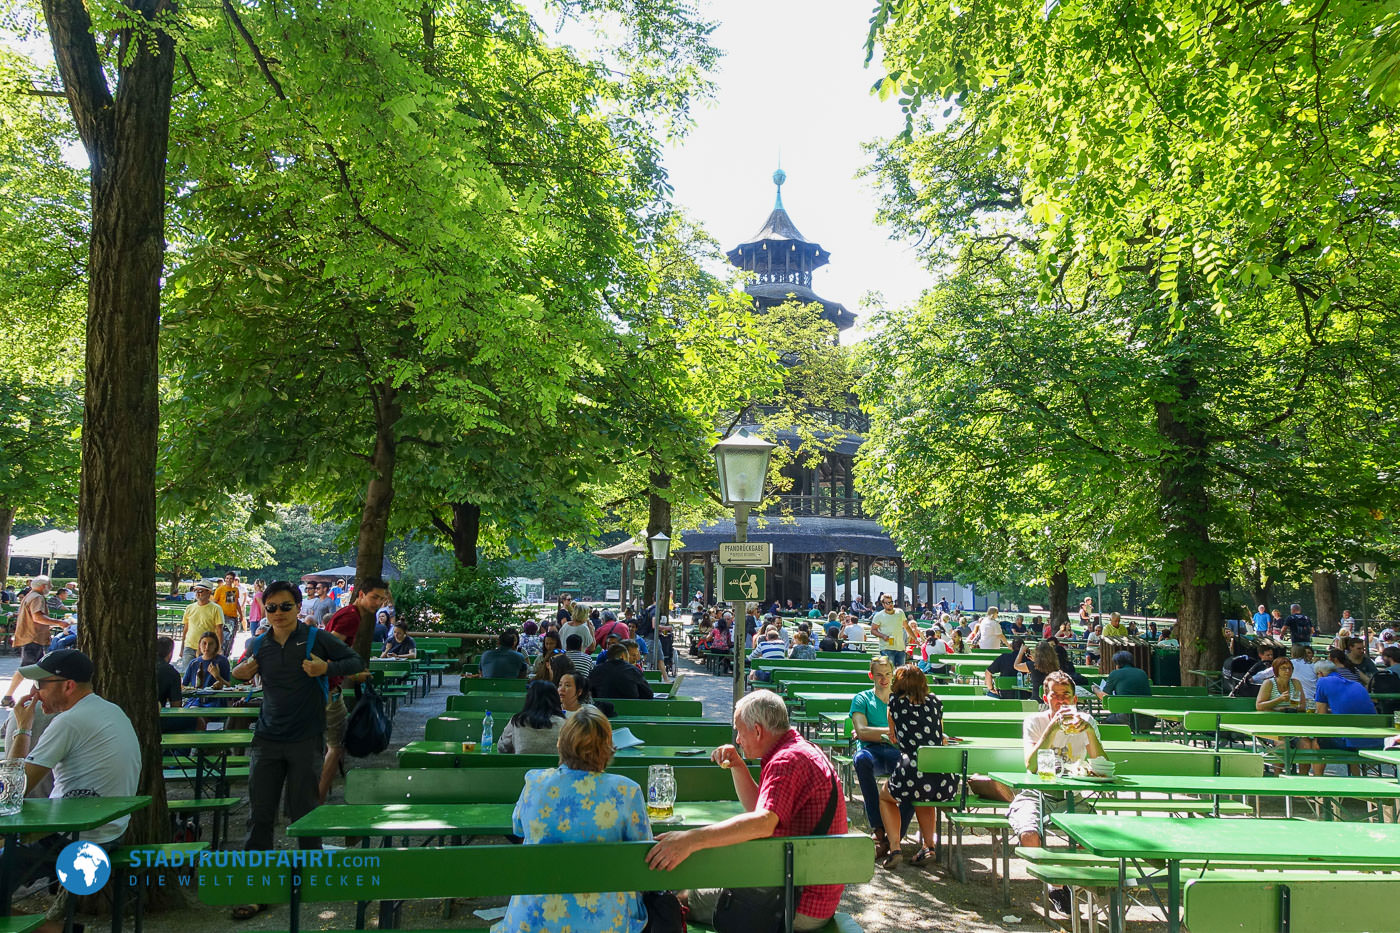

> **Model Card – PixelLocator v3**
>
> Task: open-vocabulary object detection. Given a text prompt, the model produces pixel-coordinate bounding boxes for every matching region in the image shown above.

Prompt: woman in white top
[499,680,567,754]
[841,617,867,650]
[975,607,1006,649]
[558,604,595,654]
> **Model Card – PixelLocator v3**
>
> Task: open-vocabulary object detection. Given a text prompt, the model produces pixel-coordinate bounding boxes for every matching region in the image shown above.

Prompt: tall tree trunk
[1155,344,1227,685]
[643,472,672,609]
[0,506,13,582]
[43,0,176,851]
[1247,561,1274,614]
[1048,565,1070,626]
[352,386,400,659]
[448,502,480,567]
[168,569,182,597]
[1312,570,1340,636]
[1126,577,1138,615]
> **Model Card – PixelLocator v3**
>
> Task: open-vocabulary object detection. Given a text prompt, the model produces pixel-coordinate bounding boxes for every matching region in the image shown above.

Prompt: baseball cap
[20,648,95,683]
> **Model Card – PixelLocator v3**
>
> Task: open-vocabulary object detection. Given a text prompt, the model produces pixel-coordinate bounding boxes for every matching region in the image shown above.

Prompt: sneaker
[1048,886,1072,916]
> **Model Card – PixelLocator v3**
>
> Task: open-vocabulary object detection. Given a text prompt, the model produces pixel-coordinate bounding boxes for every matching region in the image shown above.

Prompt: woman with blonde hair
[499,707,650,932]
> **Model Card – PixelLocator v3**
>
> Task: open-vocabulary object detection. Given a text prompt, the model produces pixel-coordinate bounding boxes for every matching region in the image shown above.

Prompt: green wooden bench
[347,765,758,804]
[167,795,242,848]
[196,834,874,933]
[447,693,703,718]
[424,715,730,747]
[111,841,209,933]
[1183,875,1400,933]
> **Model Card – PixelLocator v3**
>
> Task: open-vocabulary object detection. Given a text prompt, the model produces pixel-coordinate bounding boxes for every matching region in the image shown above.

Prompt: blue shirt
[1253,612,1271,633]
[1315,673,1380,748]
[501,767,649,933]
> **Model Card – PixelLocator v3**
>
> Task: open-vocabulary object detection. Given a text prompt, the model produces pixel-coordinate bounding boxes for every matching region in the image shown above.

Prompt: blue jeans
[883,649,907,669]
[853,743,912,837]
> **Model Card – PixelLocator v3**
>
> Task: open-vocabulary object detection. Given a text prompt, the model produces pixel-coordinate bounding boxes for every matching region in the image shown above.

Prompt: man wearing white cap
[179,581,225,672]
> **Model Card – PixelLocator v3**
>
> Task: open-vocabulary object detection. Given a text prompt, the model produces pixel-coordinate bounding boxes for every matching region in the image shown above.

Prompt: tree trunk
[43,0,176,852]
[1247,561,1274,614]
[643,472,672,609]
[0,506,13,582]
[352,386,400,660]
[168,569,182,597]
[1126,577,1138,616]
[1155,344,1227,685]
[448,502,480,567]
[1312,570,1340,636]
[1048,565,1070,626]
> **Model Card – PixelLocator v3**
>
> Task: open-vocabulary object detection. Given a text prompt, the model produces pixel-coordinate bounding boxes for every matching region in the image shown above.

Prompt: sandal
[231,904,269,921]
[911,846,935,866]
[880,849,903,869]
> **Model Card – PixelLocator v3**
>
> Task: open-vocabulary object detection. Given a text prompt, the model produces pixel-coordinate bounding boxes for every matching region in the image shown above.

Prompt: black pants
[0,833,66,896]
[245,735,324,851]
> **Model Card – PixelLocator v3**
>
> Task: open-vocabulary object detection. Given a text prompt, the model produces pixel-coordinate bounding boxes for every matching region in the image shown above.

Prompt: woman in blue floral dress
[498,706,650,933]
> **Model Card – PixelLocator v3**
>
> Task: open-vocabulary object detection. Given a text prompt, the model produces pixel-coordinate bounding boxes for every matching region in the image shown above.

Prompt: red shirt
[756,728,849,919]
[324,605,363,692]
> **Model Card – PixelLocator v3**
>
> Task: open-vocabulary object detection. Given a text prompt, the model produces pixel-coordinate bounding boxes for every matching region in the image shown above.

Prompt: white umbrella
[10,530,79,575]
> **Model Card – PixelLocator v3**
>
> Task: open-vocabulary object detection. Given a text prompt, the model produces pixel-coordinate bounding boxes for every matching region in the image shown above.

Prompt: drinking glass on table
[647,764,676,822]
[0,758,26,815]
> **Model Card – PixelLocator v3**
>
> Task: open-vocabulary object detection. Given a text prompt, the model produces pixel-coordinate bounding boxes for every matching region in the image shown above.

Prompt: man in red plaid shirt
[646,690,849,930]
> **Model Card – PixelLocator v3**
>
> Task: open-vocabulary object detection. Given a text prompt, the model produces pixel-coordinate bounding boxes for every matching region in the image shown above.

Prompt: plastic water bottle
[481,709,494,754]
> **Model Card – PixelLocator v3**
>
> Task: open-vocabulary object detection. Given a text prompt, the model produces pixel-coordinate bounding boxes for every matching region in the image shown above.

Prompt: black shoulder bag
[344,679,393,757]
[711,773,840,933]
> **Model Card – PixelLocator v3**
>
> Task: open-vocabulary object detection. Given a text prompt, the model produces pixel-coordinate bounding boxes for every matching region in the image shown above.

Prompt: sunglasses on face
[265,600,298,613]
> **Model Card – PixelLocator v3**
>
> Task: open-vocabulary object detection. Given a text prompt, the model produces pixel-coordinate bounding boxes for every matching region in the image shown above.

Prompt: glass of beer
[0,759,26,815]
[647,764,676,822]
[1036,749,1059,782]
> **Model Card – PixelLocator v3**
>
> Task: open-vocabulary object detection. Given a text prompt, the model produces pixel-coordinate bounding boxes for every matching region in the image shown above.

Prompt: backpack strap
[306,626,329,703]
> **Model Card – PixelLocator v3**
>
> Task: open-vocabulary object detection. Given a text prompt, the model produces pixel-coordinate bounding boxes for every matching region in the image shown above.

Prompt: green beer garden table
[1361,747,1400,769]
[287,799,744,839]
[1051,813,1400,933]
[1223,721,1394,771]
[398,741,751,769]
[988,770,1400,819]
[0,796,151,915]
[161,730,253,801]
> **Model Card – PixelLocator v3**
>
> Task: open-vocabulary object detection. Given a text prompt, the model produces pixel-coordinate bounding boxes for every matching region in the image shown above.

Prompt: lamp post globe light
[711,428,776,704]
[1091,571,1107,626]
[649,533,671,672]
[631,551,647,614]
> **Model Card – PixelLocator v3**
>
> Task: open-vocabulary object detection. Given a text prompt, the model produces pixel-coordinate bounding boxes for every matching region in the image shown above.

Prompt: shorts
[18,643,44,665]
[1008,789,1058,838]
[324,694,348,748]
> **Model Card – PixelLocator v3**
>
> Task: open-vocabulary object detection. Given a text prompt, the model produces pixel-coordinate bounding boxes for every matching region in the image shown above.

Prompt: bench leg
[1000,829,1010,907]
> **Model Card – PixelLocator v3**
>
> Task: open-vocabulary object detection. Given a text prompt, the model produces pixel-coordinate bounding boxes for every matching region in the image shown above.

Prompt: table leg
[1110,858,1125,933]
[0,831,17,915]
[1166,859,1179,933]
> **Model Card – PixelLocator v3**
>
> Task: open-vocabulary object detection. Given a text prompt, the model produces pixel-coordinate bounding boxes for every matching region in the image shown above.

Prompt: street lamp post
[649,533,671,673]
[712,429,776,706]
[631,552,647,615]
[1091,571,1107,623]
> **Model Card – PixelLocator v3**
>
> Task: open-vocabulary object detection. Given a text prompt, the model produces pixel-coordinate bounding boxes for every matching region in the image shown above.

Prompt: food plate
[674,748,708,756]
[1073,773,1117,783]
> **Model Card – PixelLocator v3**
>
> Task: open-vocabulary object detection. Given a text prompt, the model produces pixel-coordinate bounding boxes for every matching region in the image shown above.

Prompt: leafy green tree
[156,493,275,594]
[0,379,81,578]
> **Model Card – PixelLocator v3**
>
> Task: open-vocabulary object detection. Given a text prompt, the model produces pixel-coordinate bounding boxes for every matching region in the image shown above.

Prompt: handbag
[641,889,685,933]
[343,680,393,757]
[711,773,840,933]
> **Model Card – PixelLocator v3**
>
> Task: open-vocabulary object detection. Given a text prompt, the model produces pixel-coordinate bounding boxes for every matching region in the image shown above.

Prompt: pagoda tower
[725,169,856,332]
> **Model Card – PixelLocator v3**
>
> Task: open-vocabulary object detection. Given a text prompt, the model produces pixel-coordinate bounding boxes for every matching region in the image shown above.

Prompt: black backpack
[1371,669,1400,715]
[344,681,393,757]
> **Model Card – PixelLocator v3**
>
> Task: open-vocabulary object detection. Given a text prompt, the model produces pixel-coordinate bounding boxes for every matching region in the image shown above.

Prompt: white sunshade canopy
[10,530,80,560]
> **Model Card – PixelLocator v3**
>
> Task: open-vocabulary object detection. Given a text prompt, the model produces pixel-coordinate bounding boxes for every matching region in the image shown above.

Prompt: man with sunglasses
[8,649,140,895]
[231,581,362,878]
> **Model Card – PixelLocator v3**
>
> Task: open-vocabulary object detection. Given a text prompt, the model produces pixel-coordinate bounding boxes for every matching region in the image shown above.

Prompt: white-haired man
[646,690,849,931]
[4,576,64,705]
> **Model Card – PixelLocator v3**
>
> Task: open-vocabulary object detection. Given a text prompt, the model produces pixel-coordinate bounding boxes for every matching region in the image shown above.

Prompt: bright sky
[653,0,934,344]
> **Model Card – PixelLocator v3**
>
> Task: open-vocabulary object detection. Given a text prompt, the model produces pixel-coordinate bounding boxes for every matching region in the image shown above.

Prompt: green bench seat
[163,766,250,783]
[1087,799,1253,815]
[196,835,873,933]
[346,765,759,804]
[1184,875,1400,933]
[167,796,242,847]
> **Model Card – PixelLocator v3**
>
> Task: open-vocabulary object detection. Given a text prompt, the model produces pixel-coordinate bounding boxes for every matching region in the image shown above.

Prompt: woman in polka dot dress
[877,663,959,868]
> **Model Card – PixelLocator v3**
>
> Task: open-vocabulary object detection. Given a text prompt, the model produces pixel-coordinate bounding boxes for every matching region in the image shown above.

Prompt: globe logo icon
[56,841,110,895]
